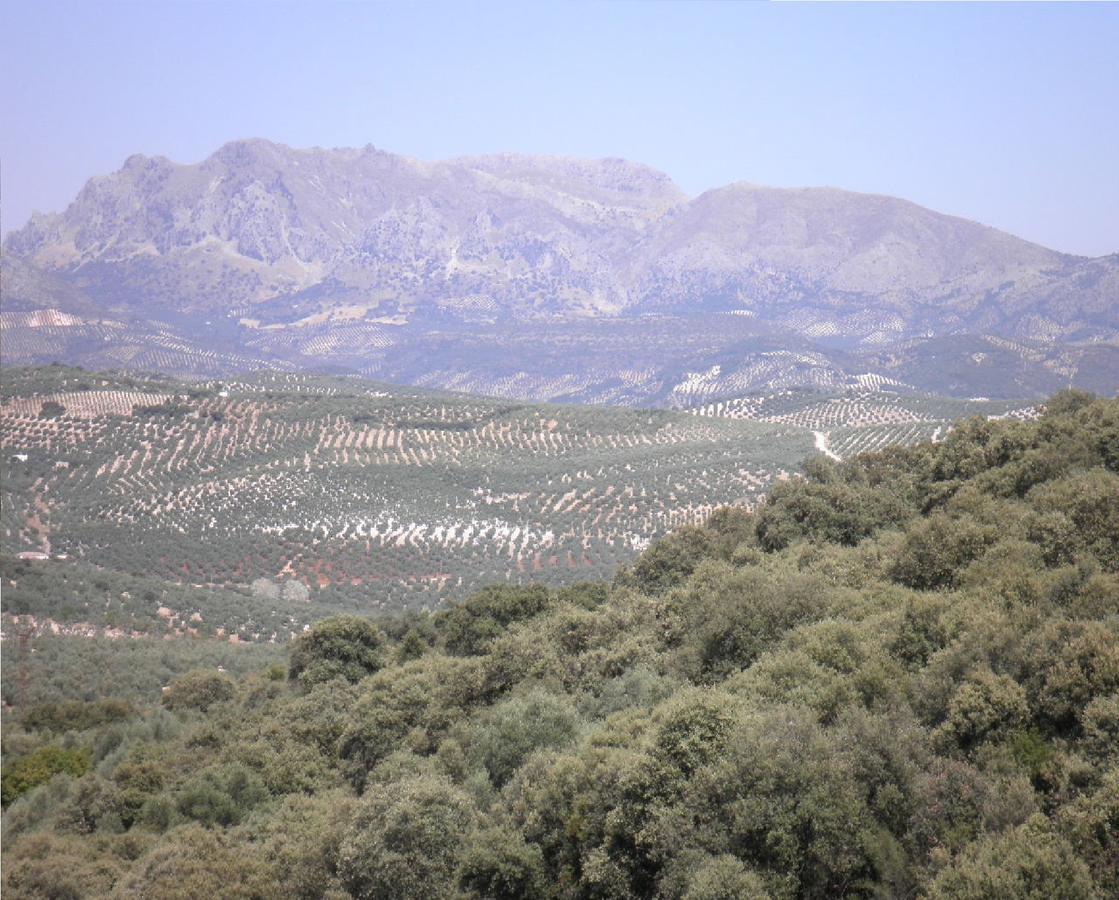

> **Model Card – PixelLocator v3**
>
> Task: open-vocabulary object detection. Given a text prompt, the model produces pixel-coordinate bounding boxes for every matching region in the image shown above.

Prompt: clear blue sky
[2,1,1116,256]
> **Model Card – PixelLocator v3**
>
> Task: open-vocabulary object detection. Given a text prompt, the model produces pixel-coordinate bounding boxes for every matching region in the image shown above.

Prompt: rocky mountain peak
[2,141,1115,402]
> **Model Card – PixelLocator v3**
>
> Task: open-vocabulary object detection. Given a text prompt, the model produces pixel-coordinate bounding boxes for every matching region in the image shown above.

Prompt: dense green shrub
[337,774,477,899]
[112,825,279,899]
[176,763,268,827]
[289,615,385,686]
[2,746,90,807]
[680,854,771,900]
[160,669,236,712]
[629,526,714,595]
[438,584,552,655]
[926,815,1097,899]
[469,690,581,787]
[890,513,997,590]
[457,827,548,899]
[754,475,908,552]
[23,700,135,734]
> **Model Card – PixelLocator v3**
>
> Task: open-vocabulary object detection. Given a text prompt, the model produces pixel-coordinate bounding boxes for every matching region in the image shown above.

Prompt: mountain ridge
[3,139,1116,401]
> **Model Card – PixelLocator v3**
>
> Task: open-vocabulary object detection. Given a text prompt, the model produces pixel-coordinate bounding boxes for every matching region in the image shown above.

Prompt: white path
[813,430,842,462]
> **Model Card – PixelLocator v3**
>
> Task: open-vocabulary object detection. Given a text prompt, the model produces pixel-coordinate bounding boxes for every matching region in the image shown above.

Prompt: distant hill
[3,140,1116,399]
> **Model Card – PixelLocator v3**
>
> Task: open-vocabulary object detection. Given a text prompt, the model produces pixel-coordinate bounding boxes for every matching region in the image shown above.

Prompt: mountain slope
[3,140,1116,400]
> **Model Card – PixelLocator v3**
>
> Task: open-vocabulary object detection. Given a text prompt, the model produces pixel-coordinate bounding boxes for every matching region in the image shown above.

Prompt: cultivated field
[692,387,1037,460]
[1,368,811,638]
[2,368,1043,643]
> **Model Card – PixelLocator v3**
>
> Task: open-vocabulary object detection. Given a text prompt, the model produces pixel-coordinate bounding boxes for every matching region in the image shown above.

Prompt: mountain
[3,140,1116,400]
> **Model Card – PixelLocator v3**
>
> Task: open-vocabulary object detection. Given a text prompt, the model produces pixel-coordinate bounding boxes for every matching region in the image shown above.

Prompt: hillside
[3,140,1116,401]
[1,367,1041,642]
[0,366,808,636]
[1,392,1116,899]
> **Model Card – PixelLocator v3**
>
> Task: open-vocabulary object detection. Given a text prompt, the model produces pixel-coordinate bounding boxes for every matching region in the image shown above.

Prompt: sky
[2,1,1116,256]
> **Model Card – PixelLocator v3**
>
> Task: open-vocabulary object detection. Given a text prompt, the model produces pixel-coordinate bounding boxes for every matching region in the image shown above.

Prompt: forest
[1,390,1117,899]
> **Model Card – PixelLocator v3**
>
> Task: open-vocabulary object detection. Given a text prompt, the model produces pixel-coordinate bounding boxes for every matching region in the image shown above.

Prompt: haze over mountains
[4,139,1117,402]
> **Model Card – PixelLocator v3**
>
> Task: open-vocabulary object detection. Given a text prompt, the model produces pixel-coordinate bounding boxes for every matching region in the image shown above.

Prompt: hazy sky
[2,1,1116,256]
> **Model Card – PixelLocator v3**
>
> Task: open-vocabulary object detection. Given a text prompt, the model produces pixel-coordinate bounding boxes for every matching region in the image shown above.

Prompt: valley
[3,6,1117,898]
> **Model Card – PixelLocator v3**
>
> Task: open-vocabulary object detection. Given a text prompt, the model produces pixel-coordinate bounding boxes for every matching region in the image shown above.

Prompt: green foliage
[1056,767,1119,896]
[469,690,581,787]
[337,774,477,900]
[24,700,135,734]
[457,827,548,899]
[662,562,831,679]
[438,584,552,656]
[936,668,1030,751]
[890,513,997,590]
[680,854,771,900]
[2,392,1116,898]
[1028,469,1119,570]
[160,669,236,712]
[1080,692,1119,761]
[755,472,909,552]
[1044,388,1098,418]
[112,825,280,899]
[926,815,1097,899]
[667,708,876,897]
[1,832,124,899]
[289,615,385,686]
[249,790,355,899]
[629,526,713,595]
[176,763,268,827]
[2,746,90,806]
[1025,619,1119,734]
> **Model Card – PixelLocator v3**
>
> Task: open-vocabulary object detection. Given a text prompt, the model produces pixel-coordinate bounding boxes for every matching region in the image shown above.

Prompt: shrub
[682,854,771,900]
[630,526,713,595]
[890,514,997,590]
[337,774,477,900]
[936,668,1030,751]
[470,689,580,787]
[2,832,122,900]
[1026,620,1119,735]
[457,827,547,899]
[926,815,1097,899]
[1,746,90,806]
[160,669,236,712]
[24,699,135,733]
[439,585,551,656]
[177,763,268,827]
[113,825,279,899]
[289,615,384,686]
[755,477,908,552]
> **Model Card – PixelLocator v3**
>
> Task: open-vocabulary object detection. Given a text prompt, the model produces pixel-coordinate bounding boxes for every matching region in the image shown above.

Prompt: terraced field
[1,368,812,638]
